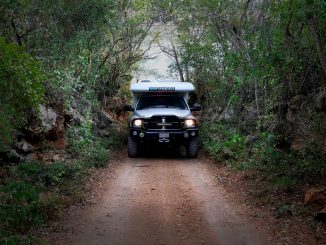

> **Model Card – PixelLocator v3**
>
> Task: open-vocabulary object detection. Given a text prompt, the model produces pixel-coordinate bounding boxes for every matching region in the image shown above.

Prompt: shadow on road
[138,144,188,159]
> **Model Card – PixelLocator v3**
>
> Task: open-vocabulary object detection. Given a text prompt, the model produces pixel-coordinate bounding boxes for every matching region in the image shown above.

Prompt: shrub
[0,181,43,234]
[67,118,110,168]
[202,121,326,186]
[0,37,44,151]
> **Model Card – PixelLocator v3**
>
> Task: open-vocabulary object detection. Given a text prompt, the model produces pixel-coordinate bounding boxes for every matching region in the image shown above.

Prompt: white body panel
[134,108,192,119]
[130,81,194,107]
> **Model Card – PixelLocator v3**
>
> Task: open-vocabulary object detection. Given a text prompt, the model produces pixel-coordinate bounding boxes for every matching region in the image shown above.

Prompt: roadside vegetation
[0,126,124,244]
[201,122,326,187]
[154,0,326,186]
[0,0,152,243]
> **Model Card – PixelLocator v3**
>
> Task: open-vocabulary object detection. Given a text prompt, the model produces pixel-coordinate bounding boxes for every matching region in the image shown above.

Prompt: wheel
[186,137,199,158]
[128,136,138,157]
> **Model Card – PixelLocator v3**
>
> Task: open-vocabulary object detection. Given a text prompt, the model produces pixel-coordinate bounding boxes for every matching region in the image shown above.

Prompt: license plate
[159,132,169,138]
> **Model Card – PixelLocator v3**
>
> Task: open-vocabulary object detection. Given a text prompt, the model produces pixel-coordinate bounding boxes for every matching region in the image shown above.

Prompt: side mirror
[190,103,202,111]
[123,105,134,112]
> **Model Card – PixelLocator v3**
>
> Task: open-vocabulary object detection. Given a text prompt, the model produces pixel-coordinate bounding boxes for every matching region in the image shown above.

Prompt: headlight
[184,119,196,127]
[133,119,143,127]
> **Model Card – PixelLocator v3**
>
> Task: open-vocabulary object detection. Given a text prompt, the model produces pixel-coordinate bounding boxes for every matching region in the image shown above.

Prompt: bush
[201,122,326,186]
[67,117,110,168]
[201,123,247,164]
[0,37,44,151]
[0,181,43,234]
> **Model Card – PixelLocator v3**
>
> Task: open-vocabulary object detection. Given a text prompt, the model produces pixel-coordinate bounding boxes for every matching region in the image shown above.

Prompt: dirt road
[50,150,274,245]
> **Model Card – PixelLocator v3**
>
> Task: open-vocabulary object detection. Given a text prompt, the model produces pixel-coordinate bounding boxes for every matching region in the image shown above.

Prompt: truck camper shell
[130,81,194,107]
[125,79,200,158]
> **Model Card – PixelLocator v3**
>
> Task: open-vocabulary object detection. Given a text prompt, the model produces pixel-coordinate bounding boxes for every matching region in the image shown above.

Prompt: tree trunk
[254,79,261,126]
[309,16,326,80]
[171,42,185,82]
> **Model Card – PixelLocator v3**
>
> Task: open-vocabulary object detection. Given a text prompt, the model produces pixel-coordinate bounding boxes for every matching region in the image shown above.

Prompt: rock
[276,204,292,218]
[246,135,259,144]
[304,188,326,207]
[25,105,63,143]
[47,115,65,140]
[52,154,62,161]
[291,138,304,151]
[286,95,302,123]
[51,138,68,149]
[316,205,326,222]
[35,152,55,162]
[39,105,57,131]
[217,106,234,121]
[222,148,233,159]
[16,139,35,153]
[25,153,39,162]
[93,110,112,137]
[288,95,302,110]
[315,91,326,112]
[64,107,85,126]
[94,110,113,129]
[8,149,22,162]
[25,125,44,143]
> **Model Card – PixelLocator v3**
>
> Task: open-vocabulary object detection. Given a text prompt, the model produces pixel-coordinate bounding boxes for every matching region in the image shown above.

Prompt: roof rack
[131,81,194,93]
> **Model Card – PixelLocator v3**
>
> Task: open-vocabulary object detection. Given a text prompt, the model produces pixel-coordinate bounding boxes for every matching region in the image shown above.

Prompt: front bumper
[129,128,198,144]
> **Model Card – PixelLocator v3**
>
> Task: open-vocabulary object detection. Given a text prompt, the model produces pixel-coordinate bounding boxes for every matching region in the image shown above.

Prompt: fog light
[191,131,196,136]
[139,132,145,138]
[184,132,189,138]
[133,131,138,136]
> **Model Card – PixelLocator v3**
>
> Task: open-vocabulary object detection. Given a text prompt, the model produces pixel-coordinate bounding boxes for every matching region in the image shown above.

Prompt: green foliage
[0,181,43,236]
[104,127,129,150]
[202,123,248,165]
[202,122,326,186]
[0,0,155,242]
[0,234,43,245]
[67,117,110,168]
[0,37,44,151]
[166,0,326,127]
[0,157,94,241]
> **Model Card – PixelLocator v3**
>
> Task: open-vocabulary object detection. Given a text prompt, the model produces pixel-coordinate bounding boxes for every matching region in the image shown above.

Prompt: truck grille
[145,116,182,130]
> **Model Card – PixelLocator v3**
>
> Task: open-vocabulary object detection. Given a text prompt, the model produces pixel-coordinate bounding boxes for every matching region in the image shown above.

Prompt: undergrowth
[201,122,326,187]
[0,120,127,244]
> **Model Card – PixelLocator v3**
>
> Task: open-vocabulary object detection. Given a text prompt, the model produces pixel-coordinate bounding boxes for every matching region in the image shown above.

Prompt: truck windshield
[137,95,188,110]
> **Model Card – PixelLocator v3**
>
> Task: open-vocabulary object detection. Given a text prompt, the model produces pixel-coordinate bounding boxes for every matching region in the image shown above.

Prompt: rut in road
[53,152,273,245]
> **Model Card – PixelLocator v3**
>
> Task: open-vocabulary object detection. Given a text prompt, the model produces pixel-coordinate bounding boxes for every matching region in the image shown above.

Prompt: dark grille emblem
[157,117,172,129]
[146,116,181,130]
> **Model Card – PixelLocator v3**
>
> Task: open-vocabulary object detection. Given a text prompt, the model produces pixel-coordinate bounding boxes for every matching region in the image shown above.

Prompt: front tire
[128,136,138,157]
[186,138,199,158]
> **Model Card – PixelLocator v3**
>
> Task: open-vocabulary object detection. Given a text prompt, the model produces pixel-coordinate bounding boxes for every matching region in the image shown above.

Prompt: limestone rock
[39,105,57,131]
[16,139,35,153]
[304,188,326,207]
[47,115,65,140]
[64,107,85,125]
[25,153,39,162]
[93,110,113,137]
[53,154,63,162]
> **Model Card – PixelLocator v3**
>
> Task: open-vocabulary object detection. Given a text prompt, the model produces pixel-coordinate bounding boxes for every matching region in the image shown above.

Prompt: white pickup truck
[124,80,201,158]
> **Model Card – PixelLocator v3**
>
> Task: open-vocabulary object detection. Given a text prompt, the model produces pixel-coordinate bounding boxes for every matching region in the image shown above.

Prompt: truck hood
[134,108,192,119]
